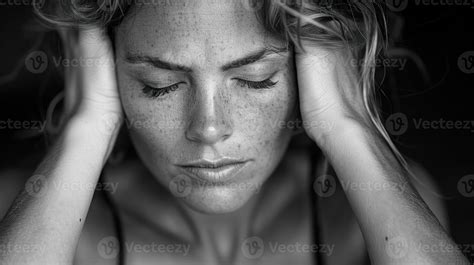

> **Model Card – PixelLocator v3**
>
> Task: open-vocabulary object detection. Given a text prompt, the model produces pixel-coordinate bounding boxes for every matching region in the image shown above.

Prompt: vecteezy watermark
[385,0,410,11]
[385,236,469,259]
[313,174,337,198]
[124,118,185,131]
[0,119,47,131]
[349,57,408,71]
[457,174,474,198]
[386,0,474,12]
[124,242,190,256]
[97,236,190,259]
[97,236,120,259]
[385,113,474,136]
[51,55,115,68]
[98,113,123,136]
[25,51,48,74]
[241,236,334,259]
[339,179,409,194]
[458,51,474,74]
[240,0,334,11]
[385,113,409,136]
[385,236,409,259]
[313,174,409,198]
[97,0,179,12]
[241,237,265,259]
[0,0,45,8]
[169,174,262,198]
[24,174,119,198]
[25,174,48,198]
[271,119,335,134]
[169,174,193,197]
[240,0,264,11]
[0,242,46,255]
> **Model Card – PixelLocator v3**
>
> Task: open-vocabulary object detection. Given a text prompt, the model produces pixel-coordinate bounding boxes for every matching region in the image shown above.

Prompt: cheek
[117,75,185,164]
[235,70,297,156]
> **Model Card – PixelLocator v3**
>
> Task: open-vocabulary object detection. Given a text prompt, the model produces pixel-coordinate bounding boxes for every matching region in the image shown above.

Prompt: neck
[178,192,260,260]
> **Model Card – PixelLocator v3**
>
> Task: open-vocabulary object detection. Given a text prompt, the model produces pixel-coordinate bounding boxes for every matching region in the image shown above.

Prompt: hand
[294,43,373,146]
[58,26,123,137]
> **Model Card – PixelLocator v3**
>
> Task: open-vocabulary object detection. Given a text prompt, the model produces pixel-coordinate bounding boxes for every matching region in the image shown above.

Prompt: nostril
[185,117,233,144]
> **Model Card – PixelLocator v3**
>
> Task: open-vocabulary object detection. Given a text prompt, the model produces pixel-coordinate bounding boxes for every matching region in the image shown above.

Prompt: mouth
[177,158,249,183]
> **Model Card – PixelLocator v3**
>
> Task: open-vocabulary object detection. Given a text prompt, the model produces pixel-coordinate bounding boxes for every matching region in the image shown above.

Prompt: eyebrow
[124,46,288,72]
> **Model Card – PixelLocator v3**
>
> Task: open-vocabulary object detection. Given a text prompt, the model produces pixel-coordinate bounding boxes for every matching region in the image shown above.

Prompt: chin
[178,186,258,214]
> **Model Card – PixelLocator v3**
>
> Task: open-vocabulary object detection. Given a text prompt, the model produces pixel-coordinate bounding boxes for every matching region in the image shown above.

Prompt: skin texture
[1,1,466,265]
[115,0,299,214]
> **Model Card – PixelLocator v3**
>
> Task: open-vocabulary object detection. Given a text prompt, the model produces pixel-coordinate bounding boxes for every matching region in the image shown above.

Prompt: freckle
[385,236,388,241]
[79,218,82,222]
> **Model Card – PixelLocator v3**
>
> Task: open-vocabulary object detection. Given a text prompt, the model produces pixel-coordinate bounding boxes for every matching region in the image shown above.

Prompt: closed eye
[235,78,278,89]
[142,82,183,98]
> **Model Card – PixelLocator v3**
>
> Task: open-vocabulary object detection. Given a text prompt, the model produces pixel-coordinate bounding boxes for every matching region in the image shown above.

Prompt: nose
[185,81,233,145]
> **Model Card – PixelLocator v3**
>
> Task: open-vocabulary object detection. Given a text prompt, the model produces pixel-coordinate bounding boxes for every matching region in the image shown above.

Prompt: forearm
[317,121,469,265]
[0,115,118,264]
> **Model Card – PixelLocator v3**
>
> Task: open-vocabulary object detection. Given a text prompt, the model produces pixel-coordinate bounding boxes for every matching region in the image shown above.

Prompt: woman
[0,0,469,264]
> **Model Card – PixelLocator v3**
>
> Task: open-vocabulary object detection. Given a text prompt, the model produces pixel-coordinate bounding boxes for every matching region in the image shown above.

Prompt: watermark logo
[97,0,115,12]
[25,51,48,74]
[457,174,474,198]
[33,0,45,8]
[386,0,409,12]
[241,237,335,259]
[98,113,123,136]
[124,242,190,256]
[169,174,193,197]
[313,174,336,197]
[385,236,408,259]
[241,236,264,259]
[0,242,45,255]
[240,0,264,11]
[25,174,48,198]
[385,112,409,136]
[97,236,120,259]
[458,51,474,74]
[168,174,261,198]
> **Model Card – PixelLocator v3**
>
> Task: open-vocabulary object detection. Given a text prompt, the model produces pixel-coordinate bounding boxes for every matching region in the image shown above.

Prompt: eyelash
[142,78,278,98]
[235,78,278,89]
[142,83,180,98]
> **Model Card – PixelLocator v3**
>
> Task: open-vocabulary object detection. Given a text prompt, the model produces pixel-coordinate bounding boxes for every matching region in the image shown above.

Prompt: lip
[178,158,249,183]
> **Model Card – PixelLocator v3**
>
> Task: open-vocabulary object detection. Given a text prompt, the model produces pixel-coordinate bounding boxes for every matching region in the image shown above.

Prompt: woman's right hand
[0,26,123,264]
[59,26,123,139]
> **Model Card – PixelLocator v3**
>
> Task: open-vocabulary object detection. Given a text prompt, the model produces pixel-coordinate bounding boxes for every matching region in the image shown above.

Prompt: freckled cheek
[118,82,185,162]
[235,79,297,155]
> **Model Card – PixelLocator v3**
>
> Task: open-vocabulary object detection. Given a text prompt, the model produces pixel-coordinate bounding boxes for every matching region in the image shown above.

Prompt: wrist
[310,117,375,152]
[62,112,122,165]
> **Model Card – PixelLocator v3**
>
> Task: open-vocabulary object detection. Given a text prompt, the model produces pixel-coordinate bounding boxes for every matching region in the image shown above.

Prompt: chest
[74,152,368,265]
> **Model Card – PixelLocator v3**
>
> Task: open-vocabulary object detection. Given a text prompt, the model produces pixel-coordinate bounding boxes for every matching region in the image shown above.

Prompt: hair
[32,0,411,172]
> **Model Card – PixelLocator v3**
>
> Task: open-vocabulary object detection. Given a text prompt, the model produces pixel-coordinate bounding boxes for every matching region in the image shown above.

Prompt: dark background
[0,0,473,261]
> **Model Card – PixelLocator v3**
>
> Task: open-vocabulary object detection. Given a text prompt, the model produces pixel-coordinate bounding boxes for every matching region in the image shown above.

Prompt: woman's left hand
[294,43,372,147]
[295,43,470,265]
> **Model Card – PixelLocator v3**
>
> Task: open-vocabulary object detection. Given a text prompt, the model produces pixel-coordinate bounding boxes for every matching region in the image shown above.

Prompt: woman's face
[115,0,298,214]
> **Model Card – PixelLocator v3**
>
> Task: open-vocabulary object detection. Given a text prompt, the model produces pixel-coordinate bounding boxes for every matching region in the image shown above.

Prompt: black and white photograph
[0,0,473,264]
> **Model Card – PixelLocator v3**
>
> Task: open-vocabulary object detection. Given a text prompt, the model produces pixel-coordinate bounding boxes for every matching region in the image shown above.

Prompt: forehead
[116,0,284,66]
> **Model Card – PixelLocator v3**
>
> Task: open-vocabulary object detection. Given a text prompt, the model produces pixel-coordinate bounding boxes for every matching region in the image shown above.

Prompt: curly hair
[33,0,410,171]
